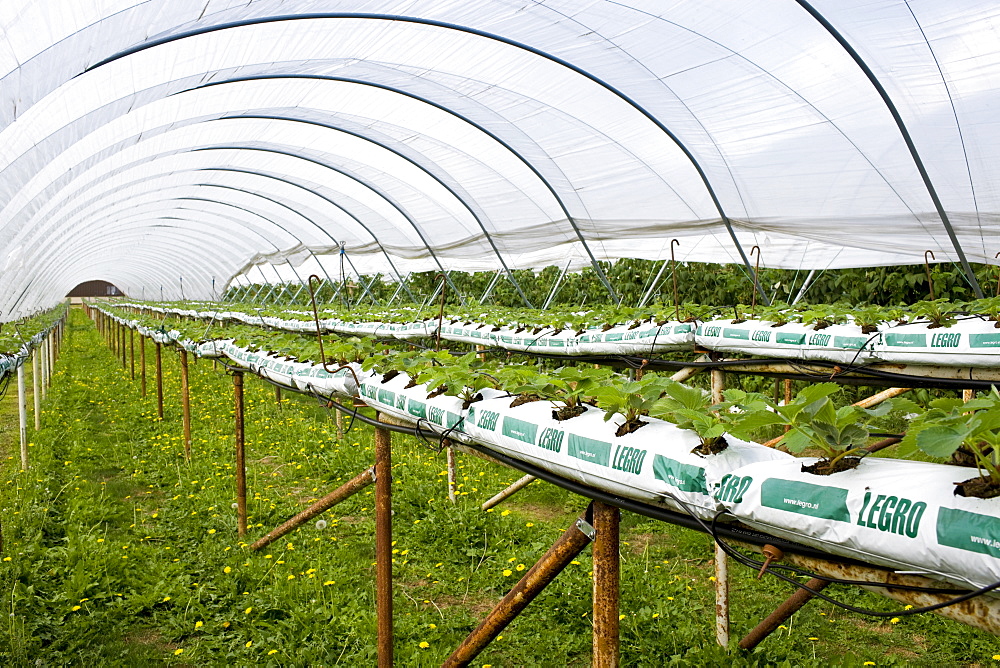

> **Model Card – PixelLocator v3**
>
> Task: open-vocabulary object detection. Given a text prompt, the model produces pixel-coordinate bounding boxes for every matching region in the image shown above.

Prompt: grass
[0,307,998,665]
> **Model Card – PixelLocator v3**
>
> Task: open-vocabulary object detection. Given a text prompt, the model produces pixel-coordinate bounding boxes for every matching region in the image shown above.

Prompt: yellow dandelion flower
[418,641,429,649]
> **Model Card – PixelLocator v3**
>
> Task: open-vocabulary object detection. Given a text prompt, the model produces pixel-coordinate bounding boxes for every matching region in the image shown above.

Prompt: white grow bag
[292,362,366,398]
[696,319,878,364]
[463,397,791,519]
[359,372,469,440]
[578,320,694,355]
[718,457,1000,591]
[438,322,497,347]
[492,327,582,354]
[875,318,1000,367]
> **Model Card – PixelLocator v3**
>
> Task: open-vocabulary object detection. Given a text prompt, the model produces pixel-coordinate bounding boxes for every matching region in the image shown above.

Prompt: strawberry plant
[591,375,671,436]
[650,383,775,455]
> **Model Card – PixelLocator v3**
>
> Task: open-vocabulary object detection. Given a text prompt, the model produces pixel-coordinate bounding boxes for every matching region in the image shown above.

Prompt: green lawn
[0,307,997,666]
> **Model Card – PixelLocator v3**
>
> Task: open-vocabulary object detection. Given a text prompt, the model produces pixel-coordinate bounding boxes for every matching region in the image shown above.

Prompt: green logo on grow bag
[776,332,805,345]
[377,389,395,406]
[715,474,752,503]
[856,491,926,538]
[930,332,960,348]
[937,507,1000,558]
[970,333,1000,348]
[477,409,500,431]
[407,399,427,419]
[884,333,926,348]
[652,456,707,493]
[568,434,611,466]
[761,479,850,522]
[834,336,867,350]
[502,417,537,444]
[752,330,772,342]
[360,384,377,400]
[428,405,445,425]
[723,328,750,340]
[611,445,647,475]
[537,427,564,453]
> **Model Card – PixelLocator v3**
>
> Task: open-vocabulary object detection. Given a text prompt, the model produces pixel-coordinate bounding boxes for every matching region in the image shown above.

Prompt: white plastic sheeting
[3,1,1000,316]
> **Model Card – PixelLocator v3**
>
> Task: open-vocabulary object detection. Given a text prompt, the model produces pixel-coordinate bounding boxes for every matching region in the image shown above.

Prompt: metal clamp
[575,517,597,541]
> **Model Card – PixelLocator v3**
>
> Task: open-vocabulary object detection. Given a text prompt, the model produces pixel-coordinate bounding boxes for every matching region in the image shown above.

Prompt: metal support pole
[542,257,574,310]
[234,371,247,537]
[129,329,135,380]
[250,467,375,551]
[374,421,393,667]
[140,335,147,397]
[17,364,28,470]
[592,501,620,668]
[32,351,40,431]
[710,368,729,647]
[442,505,596,667]
[738,578,830,650]
[447,446,457,503]
[180,349,192,462]
[481,474,537,511]
[638,258,670,308]
[155,342,164,420]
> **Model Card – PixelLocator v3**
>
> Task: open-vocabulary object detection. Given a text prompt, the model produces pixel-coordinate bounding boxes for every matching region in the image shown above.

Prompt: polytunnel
[0,1,999,315]
[7,2,1000,665]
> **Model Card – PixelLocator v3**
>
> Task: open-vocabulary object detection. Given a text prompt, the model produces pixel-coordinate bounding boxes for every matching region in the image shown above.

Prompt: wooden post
[40,337,48,399]
[592,501,620,668]
[375,420,393,666]
[140,335,147,397]
[155,342,164,420]
[335,407,344,440]
[234,371,247,537]
[32,350,40,431]
[710,368,729,648]
[120,322,126,368]
[129,329,135,380]
[481,474,537,511]
[180,349,192,462]
[250,467,375,551]
[17,364,28,470]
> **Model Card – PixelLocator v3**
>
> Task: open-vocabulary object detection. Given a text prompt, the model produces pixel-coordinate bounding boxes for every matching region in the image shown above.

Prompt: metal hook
[750,246,762,318]
[924,250,936,301]
[670,239,681,322]
[434,273,448,352]
[306,274,336,373]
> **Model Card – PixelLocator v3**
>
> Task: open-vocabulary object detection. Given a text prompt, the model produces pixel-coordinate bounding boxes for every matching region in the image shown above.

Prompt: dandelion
[208,529,216,534]
[162,596,171,602]
[245,640,253,648]
[890,618,900,624]
[323,581,335,586]
[268,649,278,655]
[516,564,525,571]
[993,655,1000,661]
[174,649,184,656]
[224,566,232,574]
[808,637,819,640]
[71,605,81,612]
[863,663,876,666]
[619,614,626,621]
[315,519,328,530]
[287,575,295,580]
[232,503,238,509]
[502,569,513,577]
[244,607,253,614]
[418,641,429,649]
[428,623,437,629]
[501,510,511,517]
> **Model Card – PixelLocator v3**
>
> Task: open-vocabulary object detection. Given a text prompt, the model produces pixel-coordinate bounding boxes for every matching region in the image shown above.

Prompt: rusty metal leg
[375,420,393,666]
[180,349,192,462]
[442,504,596,668]
[592,501,619,668]
[129,329,135,380]
[250,467,374,551]
[481,474,537,511]
[17,364,27,470]
[710,369,730,647]
[234,371,247,537]
[738,578,830,650]
[447,446,457,503]
[32,351,40,431]
[140,336,147,397]
[155,342,164,419]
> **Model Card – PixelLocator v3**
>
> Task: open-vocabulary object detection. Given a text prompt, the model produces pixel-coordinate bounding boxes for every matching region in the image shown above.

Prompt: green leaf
[915,425,969,458]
